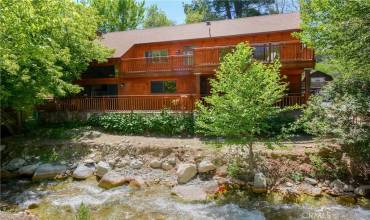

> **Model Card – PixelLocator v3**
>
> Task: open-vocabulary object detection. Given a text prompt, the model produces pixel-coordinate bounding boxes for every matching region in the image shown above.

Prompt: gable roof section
[100,12,300,58]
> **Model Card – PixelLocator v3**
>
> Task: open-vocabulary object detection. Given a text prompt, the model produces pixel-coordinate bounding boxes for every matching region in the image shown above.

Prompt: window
[82,65,115,78]
[151,81,176,93]
[145,50,168,63]
[81,84,118,96]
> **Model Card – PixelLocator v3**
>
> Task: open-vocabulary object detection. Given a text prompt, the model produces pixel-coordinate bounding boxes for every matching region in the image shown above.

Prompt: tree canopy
[183,0,287,23]
[0,0,113,111]
[143,5,175,28]
[88,0,145,32]
[296,0,370,76]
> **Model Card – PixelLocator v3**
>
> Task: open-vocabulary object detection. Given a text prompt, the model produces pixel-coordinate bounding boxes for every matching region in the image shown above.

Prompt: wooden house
[43,12,315,112]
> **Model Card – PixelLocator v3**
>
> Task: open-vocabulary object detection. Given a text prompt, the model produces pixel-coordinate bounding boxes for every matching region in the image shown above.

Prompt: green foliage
[143,5,175,28]
[183,0,277,23]
[297,0,370,77]
[87,0,145,32]
[308,154,346,180]
[76,203,91,220]
[196,43,286,141]
[88,110,194,136]
[0,0,113,111]
[298,74,370,147]
[290,171,304,182]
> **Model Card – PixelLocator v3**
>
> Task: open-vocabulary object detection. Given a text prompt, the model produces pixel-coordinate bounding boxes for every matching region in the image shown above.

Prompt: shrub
[76,203,91,220]
[88,110,194,136]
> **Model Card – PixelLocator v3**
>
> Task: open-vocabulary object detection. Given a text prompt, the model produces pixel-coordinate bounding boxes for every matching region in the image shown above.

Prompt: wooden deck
[38,94,307,112]
[121,42,314,73]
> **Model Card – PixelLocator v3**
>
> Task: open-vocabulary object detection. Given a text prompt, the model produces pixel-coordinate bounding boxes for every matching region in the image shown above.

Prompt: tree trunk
[248,142,255,173]
[224,1,232,19]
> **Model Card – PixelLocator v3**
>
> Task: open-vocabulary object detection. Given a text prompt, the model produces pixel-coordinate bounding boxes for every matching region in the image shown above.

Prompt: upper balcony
[121,42,314,74]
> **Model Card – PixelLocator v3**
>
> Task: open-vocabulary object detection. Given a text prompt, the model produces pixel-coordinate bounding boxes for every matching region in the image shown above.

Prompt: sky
[144,0,192,24]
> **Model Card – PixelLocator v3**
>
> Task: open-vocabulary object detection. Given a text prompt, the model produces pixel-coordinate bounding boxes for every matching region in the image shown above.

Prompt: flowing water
[1,178,370,220]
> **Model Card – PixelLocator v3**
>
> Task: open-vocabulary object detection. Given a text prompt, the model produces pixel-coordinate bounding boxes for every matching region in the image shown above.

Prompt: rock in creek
[130,159,143,169]
[98,171,133,189]
[354,185,370,196]
[72,164,94,180]
[5,158,26,171]
[198,160,216,173]
[149,159,162,169]
[172,181,218,202]
[32,164,67,181]
[176,163,197,184]
[95,161,111,178]
[18,164,40,176]
[253,172,267,193]
[161,161,173,171]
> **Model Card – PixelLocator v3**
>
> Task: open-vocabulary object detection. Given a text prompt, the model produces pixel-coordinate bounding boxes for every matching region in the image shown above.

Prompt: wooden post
[304,68,311,102]
[195,73,201,101]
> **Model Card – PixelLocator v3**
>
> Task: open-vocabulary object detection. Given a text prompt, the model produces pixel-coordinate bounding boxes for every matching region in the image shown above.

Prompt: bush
[88,110,194,136]
[76,203,91,220]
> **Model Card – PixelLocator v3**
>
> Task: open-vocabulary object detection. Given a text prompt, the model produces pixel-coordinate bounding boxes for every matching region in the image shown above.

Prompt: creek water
[1,178,370,220]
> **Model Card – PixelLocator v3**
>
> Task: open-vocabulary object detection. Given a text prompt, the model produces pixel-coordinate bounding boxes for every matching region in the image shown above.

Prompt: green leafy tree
[183,0,276,23]
[294,1,370,150]
[143,5,175,28]
[88,0,145,32]
[196,43,286,172]
[296,0,370,76]
[0,0,113,111]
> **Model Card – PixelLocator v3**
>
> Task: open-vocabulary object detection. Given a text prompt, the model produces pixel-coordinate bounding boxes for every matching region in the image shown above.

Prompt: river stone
[72,164,94,180]
[172,185,207,201]
[167,157,177,165]
[149,160,162,169]
[98,171,132,189]
[253,172,267,193]
[161,162,173,171]
[32,164,67,181]
[304,177,318,185]
[330,179,345,193]
[298,183,322,197]
[96,161,111,178]
[5,158,26,171]
[354,185,370,196]
[130,159,143,169]
[176,163,197,184]
[198,160,216,173]
[129,177,146,189]
[18,164,40,176]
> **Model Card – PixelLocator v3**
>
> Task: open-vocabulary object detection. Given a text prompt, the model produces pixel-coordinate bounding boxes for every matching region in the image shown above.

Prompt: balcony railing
[122,42,314,73]
[38,95,197,112]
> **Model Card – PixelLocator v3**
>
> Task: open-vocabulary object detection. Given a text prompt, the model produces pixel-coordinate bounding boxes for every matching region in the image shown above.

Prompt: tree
[296,0,370,76]
[143,5,175,28]
[196,43,286,172]
[88,0,145,32]
[184,0,276,23]
[0,0,113,112]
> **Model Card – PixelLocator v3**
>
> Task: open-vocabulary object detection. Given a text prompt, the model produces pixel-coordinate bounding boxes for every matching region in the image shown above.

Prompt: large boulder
[72,164,94,180]
[198,160,216,173]
[304,177,318,185]
[96,161,111,178]
[98,171,132,189]
[253,172,267,193]
[18,164,40,176]
[176,163,197,184]
[298,183,322,197]
[5,158,26,171]
[32,164,66,181]
[354,185,370,196]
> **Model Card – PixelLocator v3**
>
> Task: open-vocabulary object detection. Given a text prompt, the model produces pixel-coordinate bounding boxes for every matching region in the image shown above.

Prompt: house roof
[100,12,301,58]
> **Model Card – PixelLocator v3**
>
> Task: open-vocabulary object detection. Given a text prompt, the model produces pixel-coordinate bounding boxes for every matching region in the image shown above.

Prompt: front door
[200,76,211,97]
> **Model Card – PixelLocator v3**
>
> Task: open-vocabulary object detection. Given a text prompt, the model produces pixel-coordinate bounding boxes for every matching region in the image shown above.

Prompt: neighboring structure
[302,70,333,94]
[42,12,315,112]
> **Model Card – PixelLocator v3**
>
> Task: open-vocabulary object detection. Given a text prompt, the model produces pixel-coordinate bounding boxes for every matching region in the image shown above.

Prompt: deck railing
[39,94,307,112]
[275,94,307,108]
[122,42,314,73]
[38,95,197,112]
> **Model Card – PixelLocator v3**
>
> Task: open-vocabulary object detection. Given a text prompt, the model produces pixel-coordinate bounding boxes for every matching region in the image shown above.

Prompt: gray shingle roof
[100,12,300,58]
